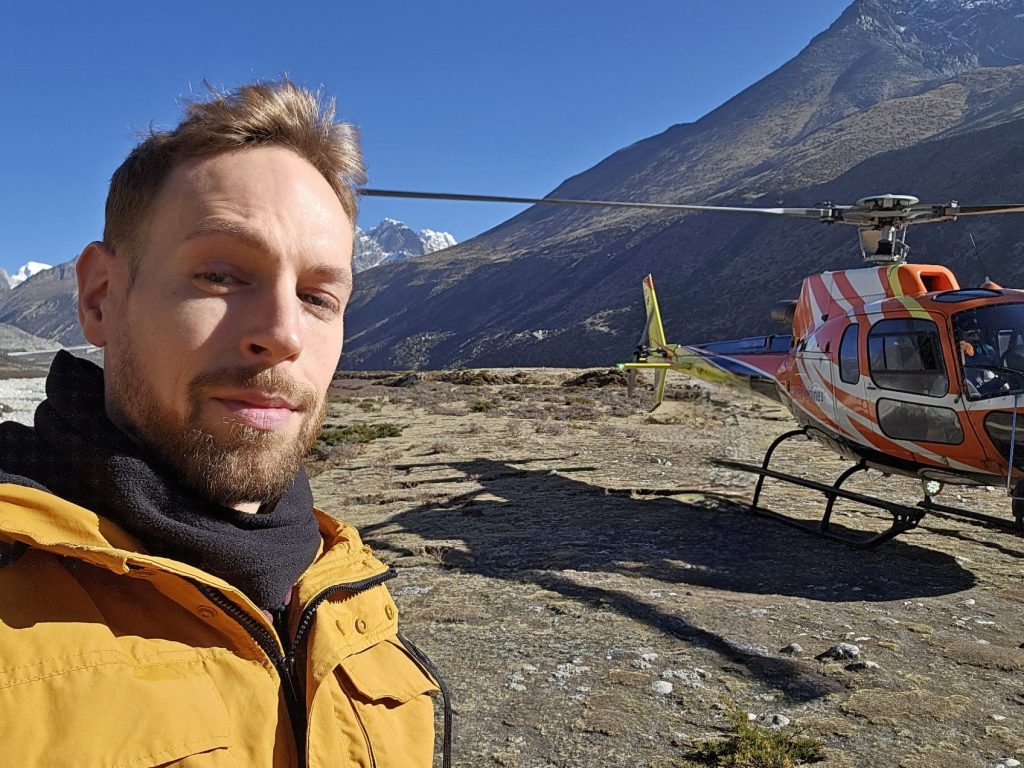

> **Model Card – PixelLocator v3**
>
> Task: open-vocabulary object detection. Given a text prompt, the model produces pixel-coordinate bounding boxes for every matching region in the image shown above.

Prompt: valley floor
[312,368,1024,768]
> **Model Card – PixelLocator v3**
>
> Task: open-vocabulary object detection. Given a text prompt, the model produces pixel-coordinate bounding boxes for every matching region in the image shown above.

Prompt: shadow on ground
[366,458,975,701]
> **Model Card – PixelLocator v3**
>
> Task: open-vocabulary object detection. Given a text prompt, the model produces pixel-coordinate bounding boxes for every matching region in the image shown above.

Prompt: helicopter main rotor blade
[873,203,1024,228]
[945,204,1024,216]
[360,188,831,219]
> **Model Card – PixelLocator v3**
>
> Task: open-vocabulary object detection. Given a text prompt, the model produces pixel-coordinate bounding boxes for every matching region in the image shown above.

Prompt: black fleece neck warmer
[0,351,321,610]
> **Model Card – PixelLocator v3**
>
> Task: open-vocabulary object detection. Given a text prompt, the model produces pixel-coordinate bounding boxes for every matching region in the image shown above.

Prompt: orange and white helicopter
[362,189,1024,546]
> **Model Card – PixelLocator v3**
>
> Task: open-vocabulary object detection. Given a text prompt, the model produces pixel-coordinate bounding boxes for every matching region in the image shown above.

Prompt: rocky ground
[309,368,1024,768]
[0,375,47,425]
[6,367,1024,766]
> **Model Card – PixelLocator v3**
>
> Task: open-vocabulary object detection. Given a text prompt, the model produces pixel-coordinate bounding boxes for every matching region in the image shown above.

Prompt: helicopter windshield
[953,304,1024,400]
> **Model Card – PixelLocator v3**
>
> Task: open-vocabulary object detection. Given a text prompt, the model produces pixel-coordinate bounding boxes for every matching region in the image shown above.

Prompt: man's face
[96,147,353,508]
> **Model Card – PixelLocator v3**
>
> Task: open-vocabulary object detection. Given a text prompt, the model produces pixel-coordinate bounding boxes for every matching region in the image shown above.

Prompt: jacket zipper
[398,631,453,768]
[198,584,308,767]
[197,567,398,768]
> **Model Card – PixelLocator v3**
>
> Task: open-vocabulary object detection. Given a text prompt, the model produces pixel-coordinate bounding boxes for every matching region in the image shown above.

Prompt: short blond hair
[104,80,366,269]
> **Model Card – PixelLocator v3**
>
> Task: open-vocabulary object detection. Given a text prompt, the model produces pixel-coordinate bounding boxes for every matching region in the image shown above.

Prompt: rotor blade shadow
[532,572,844,703]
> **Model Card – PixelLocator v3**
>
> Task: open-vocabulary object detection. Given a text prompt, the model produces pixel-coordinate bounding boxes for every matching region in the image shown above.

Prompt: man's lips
[212,394,300,430]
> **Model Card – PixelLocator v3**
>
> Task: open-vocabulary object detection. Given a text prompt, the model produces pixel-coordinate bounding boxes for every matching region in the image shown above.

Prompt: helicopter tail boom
[619,275,789,405]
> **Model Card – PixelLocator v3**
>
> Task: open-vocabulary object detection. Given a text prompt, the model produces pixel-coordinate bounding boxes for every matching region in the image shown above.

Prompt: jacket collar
[0,482,382,606]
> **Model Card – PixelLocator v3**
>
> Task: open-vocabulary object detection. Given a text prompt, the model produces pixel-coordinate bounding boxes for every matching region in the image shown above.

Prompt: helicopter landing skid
[716,429,924,548]
[918,498,1024,536]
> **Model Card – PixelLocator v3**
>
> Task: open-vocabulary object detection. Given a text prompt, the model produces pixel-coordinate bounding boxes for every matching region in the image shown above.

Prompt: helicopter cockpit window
[867,318,948,397]
[954,303,1024,400]
[839,324,859,384]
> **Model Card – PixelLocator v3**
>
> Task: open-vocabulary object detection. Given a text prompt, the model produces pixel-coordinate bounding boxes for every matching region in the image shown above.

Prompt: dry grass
[681,709,825,767]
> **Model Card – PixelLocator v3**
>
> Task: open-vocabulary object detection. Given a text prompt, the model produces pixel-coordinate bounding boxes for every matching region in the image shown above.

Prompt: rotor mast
[847,195,925,264]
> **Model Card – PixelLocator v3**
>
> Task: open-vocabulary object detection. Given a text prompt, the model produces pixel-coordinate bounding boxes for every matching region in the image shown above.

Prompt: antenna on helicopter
[360,188,1024,266]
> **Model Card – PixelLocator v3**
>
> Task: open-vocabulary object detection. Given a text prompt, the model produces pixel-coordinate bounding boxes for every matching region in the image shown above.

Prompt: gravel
[0,377,45,426]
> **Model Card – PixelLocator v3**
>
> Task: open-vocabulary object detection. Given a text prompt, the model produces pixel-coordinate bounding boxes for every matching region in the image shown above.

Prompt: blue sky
[2,1,851,275]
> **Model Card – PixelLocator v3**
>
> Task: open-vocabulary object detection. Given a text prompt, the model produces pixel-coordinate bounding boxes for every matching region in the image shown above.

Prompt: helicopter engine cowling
[771,300,797,326]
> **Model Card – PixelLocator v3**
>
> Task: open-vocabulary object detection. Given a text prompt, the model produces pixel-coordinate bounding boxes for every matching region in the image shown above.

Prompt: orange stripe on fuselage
[826,379,872,423]
[832,271,866,311]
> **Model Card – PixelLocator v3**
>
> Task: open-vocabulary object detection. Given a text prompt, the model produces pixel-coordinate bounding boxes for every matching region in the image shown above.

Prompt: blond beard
[106,330,325,508]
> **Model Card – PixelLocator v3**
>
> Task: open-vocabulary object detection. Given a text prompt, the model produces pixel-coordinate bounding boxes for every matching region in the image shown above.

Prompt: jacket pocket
[0,655,235,767]
[333,639,440,768]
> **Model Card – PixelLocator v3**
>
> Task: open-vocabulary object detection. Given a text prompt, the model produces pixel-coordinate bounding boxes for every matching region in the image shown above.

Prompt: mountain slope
[0,260,85,346]
[343,0,1024,369]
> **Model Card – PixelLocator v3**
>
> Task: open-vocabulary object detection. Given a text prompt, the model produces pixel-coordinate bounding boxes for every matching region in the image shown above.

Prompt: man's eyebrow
[184,219,271,251]
[307,264,353,288]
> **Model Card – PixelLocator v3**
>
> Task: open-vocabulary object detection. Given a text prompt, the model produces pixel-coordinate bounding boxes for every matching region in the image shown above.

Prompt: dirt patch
[840,688,971,725]
[942,640,1024,670]
[309,367,1024,767]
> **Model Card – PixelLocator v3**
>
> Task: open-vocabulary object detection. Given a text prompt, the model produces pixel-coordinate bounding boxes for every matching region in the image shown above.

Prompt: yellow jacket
[0,483,438,767]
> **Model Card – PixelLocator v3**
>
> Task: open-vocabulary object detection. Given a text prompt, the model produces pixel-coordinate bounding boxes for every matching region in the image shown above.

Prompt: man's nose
[241,285,303,363]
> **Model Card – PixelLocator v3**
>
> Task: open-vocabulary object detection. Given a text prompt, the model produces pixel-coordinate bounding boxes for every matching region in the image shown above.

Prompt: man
[959,322,1000,367]
[0,81,443,767]
[959,319,1005,397]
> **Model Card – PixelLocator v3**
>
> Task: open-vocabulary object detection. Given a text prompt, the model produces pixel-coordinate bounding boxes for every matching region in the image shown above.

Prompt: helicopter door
[861,316,964,458]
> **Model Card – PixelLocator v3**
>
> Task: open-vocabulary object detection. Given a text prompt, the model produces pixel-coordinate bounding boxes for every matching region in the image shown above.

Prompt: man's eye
[194,272,241,288]
[300,292,340,313]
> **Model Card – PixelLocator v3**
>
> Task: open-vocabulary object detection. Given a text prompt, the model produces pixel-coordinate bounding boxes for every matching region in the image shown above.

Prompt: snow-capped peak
[7,261,51,288]
[353,220,458,272]
[420,229,457,253]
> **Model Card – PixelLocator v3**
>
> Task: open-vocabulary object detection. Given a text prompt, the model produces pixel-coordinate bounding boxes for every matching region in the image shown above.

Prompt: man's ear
[77,241,117,347]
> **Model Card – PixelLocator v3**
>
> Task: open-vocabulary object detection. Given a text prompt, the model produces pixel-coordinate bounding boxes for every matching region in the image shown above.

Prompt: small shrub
[371,448,402,486]
[332,443,364,462]
[682,709,825,767]
[561,369,629,389]
[535,421,567,436]
[505,420,523,438]
[437,369,501,386]
[318,423,402,445]
[429,440,456,454]
[512,404,547,420]
[563,395,595,406]
[405,387,450,406]
[305,440,363,466]
[419,544,455,567]
[556,405,600,422]
[357,400,380,412]
[427,403,470,417]
[461,423,484,435]
[610,402,646,418]
[470,400,497,412]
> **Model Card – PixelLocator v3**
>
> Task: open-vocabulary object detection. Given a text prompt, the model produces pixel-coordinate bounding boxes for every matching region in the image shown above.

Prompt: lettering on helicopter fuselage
[791,384,827,405]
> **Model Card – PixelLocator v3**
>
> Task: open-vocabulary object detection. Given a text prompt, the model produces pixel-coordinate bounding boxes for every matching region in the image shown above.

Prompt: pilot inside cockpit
[956,311,1024,398]
[959,322,1000,367]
